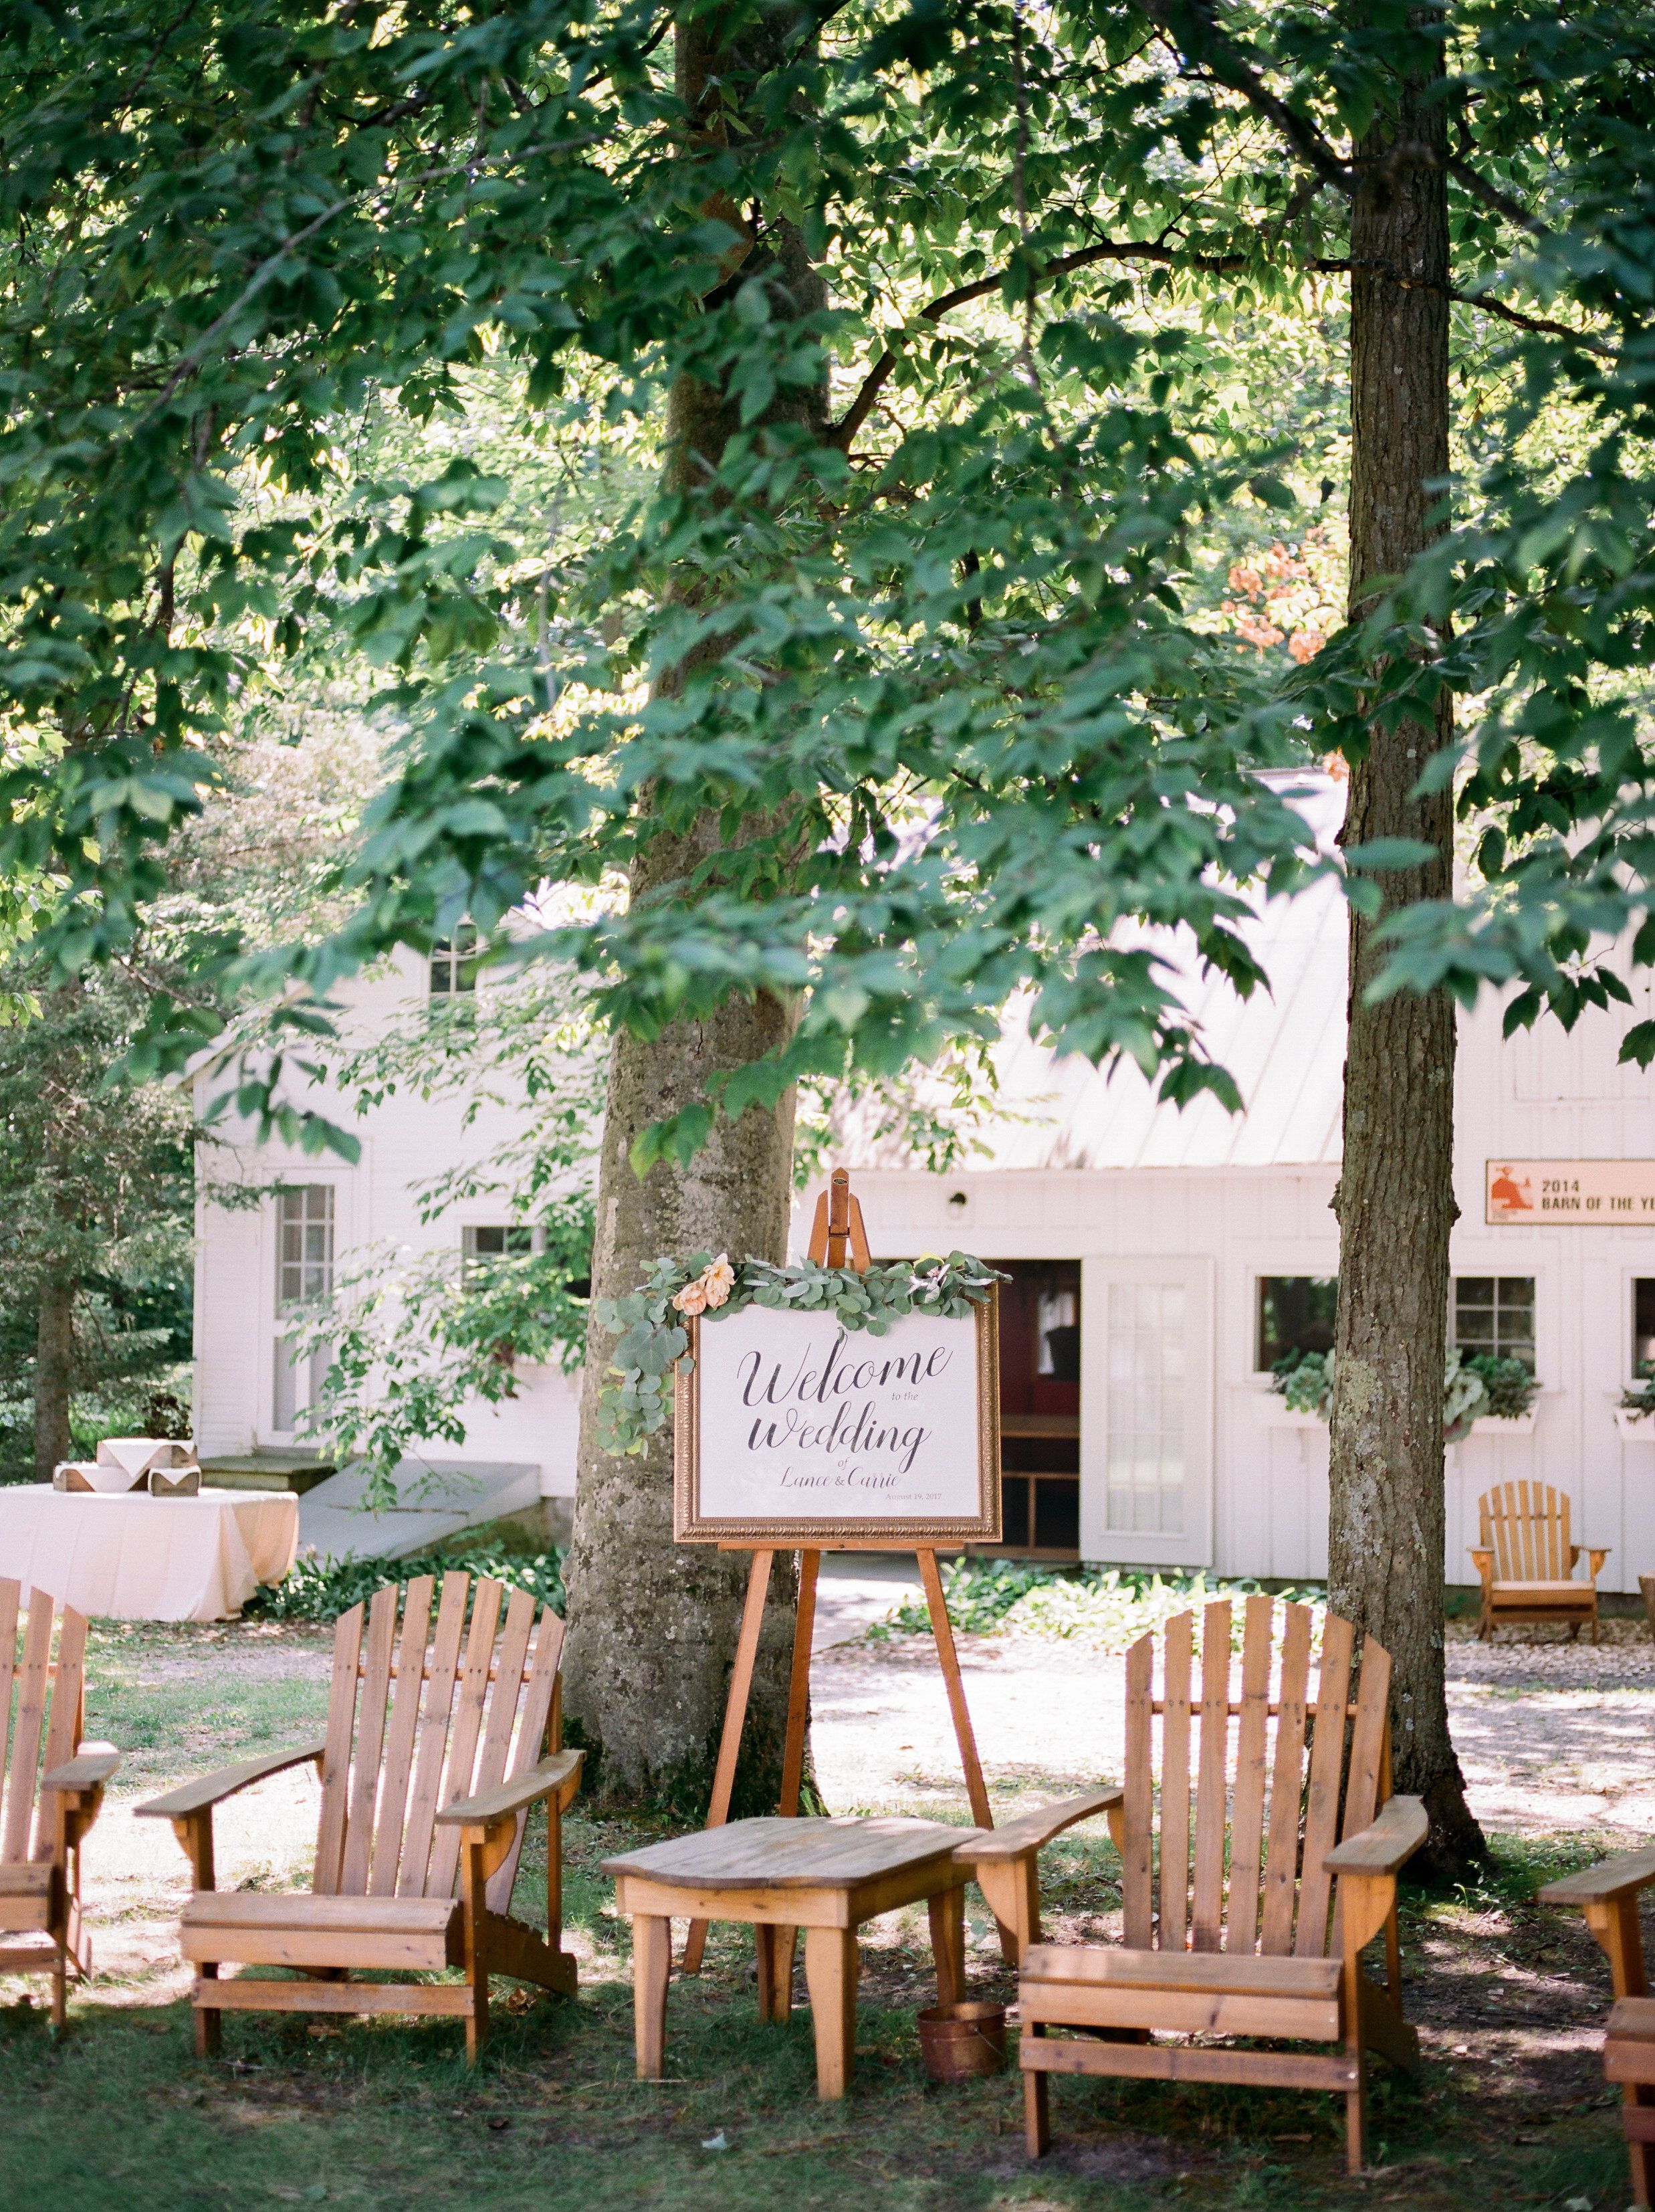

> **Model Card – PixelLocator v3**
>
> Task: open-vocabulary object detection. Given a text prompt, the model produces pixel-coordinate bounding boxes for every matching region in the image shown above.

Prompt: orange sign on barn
[1486,1160,1655,1223]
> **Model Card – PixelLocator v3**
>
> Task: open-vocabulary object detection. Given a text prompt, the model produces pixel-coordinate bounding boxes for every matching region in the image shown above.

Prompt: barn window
[1256,1277,1337,1372]
[429,923,479,997]
[1453,1277,1535,1371]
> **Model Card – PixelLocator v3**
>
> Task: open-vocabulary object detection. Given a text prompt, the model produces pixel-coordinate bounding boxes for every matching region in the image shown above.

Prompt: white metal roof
[843,772,1349,1175]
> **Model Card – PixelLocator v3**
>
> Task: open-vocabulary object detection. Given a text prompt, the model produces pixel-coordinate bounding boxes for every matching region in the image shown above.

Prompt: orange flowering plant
[1218,526,1346,666]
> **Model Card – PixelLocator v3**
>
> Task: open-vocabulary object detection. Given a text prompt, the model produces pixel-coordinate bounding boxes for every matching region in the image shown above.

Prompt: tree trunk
[33,1278,75,1479]
[563,983,801,1810]
[562,6,825,1811]
[1329,27,1486,1878]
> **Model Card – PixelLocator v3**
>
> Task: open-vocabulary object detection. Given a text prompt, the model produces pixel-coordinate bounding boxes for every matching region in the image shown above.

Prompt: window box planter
[1260,1390,1539,1436]
[1616,1406,1655,1441]
[1258,1398,1327,1429]
[1468,1409,1537,1437]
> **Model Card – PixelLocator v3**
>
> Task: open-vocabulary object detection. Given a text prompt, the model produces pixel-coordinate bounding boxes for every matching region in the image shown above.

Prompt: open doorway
[987,1260,1081,1559]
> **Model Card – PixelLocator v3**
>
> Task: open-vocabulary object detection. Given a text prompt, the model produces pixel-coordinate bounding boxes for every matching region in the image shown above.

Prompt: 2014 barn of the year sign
[673,1295,1002,1544]
[1486,1159,1655,1223]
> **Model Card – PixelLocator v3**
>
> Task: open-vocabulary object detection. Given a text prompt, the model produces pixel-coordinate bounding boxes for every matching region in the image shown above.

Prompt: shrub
[1270,1346,1539,1431]
[1271,1348,1332,1415]
[1462,1354,1538,1420]
[870,1556,1324,1652]
[1622,1359,1655,1421]
[243,1538,565,1623]
[871,1556,1055,1635]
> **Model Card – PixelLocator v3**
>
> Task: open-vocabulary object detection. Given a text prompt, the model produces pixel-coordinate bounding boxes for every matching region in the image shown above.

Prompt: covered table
[0,1484,299,1621]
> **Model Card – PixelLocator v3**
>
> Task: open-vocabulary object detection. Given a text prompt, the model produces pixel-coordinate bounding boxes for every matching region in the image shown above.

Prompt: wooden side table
[603,1815,982,2097]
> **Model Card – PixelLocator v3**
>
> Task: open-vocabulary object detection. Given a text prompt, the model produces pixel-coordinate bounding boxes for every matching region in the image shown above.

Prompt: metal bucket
[917,2000,1007,2082]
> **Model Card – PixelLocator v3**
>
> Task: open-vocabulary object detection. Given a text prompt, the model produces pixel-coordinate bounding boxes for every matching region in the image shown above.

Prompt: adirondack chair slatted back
[312,1573,563,1914]
[1479,1482,1573,1581]
[1121,1598,1392,1959]
[0,1578,88,1866]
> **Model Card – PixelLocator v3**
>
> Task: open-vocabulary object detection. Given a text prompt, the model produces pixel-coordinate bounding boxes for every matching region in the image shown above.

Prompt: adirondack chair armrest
[1469,1548,1494,1583]
[134,1738,328,1823]
[1325,1798,1428,1959]
[1540,1843,1655,1910]
[1325,1795,1429,1878]
[41,1743,121,1795]
[435,1748,584,1831]
[1587,1547,1610,1580]
[957,1786,1125,1865]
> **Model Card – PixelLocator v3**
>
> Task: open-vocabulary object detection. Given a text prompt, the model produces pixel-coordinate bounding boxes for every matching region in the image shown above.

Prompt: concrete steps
[198,1450,336,1496]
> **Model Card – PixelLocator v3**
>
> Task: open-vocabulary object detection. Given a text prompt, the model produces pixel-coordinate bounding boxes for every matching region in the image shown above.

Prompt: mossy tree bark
[1329,24,1486,1878]
[561,7,825,1811]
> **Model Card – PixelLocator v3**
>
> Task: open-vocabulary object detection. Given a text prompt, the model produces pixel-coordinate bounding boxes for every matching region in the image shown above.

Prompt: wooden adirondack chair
[136,1573,582,2059]
[1472,1481,1608,1641]
[964,1599,1426,2175]
[1539,1844,1655,2206]
[1,1578,120,2023]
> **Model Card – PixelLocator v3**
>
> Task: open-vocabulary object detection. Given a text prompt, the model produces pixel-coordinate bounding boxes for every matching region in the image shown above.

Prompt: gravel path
[812,1629,1655,1839]
[809,1575,1655,1836]
[87,1619,336,1682]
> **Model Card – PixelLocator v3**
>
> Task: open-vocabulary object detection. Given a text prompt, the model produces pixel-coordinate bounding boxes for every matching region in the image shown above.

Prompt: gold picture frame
[673,1285,1002,1545]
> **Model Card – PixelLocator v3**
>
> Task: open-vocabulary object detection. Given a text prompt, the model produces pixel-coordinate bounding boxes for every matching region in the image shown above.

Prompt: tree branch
[1355,135,1549,240]
[1145,0,1551,249]
[1442,280,1611,352]
[829,236,1246,448]
[1448,153,1548,239]
[1139,0,1357,195]
[829,239,1610,451]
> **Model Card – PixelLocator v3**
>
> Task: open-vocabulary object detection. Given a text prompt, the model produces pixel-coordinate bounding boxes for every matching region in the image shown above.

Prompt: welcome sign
[673,1295,1001,1543]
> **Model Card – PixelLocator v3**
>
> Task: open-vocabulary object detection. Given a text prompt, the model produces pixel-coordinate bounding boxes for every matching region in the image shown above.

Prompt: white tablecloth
[0,1486,299,1622]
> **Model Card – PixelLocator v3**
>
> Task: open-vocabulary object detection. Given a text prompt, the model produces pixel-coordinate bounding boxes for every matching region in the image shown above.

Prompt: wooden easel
[681,1168,1000,1974]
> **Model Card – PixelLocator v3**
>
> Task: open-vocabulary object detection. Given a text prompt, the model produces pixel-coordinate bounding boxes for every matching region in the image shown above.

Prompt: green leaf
[1343,838,1438,874]
[1620,1021,1655,1070]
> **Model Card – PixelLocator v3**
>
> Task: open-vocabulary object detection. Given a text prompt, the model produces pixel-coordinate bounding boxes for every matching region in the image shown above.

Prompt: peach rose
[703,1254,736,1310]
[673,1279,709,1316]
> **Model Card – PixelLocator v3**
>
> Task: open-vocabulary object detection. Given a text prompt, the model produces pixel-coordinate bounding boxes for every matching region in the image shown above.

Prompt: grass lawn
[0,1623,1639,2211]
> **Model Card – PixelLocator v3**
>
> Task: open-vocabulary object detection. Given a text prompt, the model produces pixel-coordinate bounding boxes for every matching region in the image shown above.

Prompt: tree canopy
[0,1,1345,1126]
[5,0,1652,1822]
[1,0,1646,1140]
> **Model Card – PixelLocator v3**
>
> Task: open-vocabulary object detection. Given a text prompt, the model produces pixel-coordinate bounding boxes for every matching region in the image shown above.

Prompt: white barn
[191,945,587,1555]
[192,773,1655,1588]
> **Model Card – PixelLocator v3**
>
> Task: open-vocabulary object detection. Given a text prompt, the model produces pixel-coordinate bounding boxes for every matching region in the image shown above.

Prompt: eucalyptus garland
[595,1249,1003,1457]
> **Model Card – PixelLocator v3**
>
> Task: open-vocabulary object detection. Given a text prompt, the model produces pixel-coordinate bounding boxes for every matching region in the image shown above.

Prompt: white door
[1080,1258,1214,1567]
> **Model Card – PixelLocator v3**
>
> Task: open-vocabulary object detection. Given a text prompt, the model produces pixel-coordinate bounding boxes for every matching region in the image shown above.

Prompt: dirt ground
[815,1615,1655,1837]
